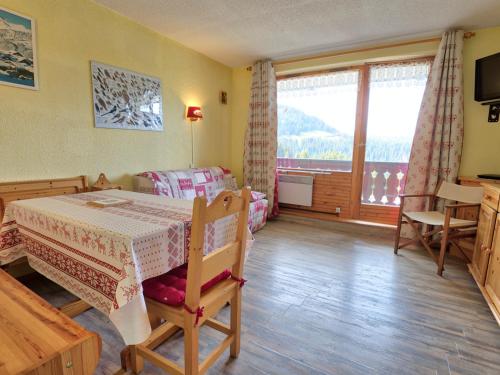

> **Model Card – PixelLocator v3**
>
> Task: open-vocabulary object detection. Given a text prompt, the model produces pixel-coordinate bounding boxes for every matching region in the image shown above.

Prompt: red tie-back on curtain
[243,60,279,218]
[402,30,464,236]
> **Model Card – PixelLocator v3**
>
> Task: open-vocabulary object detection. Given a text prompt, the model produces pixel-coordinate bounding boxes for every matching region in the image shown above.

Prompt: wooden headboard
[0,176,88,222]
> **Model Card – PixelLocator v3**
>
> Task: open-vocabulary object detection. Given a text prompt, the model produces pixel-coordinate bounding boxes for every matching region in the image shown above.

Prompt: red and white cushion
[142,263,231,306]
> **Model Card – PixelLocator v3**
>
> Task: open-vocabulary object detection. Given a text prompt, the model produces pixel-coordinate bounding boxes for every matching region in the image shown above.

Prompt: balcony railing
[277,158,352,172]
[361,161,408,206]
[277,158,407,207]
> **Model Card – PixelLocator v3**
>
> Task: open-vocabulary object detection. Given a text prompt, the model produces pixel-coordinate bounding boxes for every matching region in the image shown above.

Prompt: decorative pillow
[250,191,266,202]
[219,166,232,175]
[142,263,231,306]
[234,189,266,202]
[223,175,238,191]
[138,171,173,197]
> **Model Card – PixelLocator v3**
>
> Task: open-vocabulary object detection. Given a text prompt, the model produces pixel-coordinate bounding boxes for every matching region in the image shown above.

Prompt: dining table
[0,189,245,345]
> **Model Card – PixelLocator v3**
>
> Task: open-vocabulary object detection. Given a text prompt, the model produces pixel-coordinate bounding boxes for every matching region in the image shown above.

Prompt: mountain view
[0,15,35,86]
[278,105,413,162]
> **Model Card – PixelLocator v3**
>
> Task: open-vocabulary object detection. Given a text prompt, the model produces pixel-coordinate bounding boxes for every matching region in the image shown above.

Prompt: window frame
[276,56,434,219]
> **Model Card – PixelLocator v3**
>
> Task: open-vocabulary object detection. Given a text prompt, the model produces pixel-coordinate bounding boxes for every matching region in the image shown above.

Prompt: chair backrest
[0,176,88,223]
[185,187,251,309]
[436,181,483,204]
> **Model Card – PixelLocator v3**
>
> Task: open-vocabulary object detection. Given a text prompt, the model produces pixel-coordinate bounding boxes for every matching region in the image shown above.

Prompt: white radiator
[278,174,314,206]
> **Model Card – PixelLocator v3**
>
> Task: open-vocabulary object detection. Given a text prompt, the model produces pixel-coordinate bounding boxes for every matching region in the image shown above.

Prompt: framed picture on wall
[91,61,164,131]
[0,7,38,90]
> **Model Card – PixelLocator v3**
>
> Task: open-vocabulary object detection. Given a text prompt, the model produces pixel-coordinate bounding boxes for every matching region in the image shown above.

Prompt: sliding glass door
[276,58,432,223]
[362,62,430,206]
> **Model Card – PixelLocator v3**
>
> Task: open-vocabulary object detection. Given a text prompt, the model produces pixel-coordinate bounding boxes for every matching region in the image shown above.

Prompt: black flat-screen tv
[475,52,500,102]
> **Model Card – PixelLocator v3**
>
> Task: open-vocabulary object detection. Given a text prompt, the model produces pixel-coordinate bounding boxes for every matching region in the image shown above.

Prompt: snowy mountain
[278,105,412,162]
[0,16,34,85]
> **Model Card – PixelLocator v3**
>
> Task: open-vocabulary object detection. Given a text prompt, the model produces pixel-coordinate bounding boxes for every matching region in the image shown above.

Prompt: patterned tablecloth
[0,189,240,344]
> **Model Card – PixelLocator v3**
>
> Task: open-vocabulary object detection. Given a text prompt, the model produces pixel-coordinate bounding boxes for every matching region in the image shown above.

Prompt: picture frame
[91,61,164,131]
[0,6,38,90]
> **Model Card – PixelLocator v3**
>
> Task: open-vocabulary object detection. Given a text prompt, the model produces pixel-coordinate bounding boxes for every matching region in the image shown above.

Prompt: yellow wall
[0,0,232,189]
[461,26,500,176]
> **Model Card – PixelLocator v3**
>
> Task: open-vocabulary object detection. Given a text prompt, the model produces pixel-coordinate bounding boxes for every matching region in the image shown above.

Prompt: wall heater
[278,174,314,206]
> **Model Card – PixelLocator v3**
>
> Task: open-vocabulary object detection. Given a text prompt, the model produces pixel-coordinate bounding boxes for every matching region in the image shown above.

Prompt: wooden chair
[131,187,251,375]
[394,181,483,276]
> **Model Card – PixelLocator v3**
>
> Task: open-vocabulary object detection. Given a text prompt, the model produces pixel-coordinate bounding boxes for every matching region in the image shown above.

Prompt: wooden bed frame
[0,175,91,317]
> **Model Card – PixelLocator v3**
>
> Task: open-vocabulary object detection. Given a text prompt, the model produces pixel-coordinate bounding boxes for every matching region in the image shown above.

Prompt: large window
[277,59,431,207]
[277,70,359,172]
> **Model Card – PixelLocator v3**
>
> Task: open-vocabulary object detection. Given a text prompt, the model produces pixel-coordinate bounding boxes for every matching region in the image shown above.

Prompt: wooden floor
[23,218,500,375]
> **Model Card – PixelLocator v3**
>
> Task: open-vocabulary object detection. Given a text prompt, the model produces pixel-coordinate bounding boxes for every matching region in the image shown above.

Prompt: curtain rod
[246,32,475,71]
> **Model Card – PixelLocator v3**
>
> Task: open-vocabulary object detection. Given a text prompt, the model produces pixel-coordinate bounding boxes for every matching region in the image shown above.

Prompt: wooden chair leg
[437,234,448,276]
[230,290,242,358]
[130,345,144,374]
[148,312,162,329]
[184,323,200,375]
[437,209,452,276]
[394,207,404,254]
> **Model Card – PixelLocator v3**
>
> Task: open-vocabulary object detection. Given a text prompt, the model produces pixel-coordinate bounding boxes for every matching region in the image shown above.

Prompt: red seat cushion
[142,263,231,306]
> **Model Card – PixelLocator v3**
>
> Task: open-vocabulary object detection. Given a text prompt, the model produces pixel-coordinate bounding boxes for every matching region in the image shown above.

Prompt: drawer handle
[66,361,73,368]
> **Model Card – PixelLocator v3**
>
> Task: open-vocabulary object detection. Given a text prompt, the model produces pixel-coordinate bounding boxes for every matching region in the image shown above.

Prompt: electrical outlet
[335,207,341,214]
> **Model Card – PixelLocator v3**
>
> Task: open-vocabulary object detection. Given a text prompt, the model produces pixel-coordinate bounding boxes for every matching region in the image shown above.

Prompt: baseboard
[277,211,395,239]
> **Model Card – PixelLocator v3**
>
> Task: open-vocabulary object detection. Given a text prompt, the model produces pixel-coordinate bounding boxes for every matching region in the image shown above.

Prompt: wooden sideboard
[457,177,500,260]
[468,183,500,325]
[0,269,101,374]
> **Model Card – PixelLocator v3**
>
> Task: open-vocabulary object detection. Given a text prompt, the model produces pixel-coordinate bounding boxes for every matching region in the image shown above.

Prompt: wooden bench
[0,268,101,375]
[0,175,93,318]
[0,175,88,223]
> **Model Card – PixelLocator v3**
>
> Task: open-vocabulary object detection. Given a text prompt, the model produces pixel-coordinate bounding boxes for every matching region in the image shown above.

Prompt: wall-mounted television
[475,52,500,102]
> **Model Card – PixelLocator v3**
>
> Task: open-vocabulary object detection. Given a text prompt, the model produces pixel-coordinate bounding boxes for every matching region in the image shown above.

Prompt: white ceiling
[95,0,500,67]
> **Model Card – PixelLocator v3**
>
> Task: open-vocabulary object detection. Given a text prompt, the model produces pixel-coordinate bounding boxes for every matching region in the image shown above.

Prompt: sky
[0,9,32,30]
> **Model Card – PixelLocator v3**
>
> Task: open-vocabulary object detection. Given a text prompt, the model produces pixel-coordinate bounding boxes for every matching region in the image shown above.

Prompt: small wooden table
[0,269,101,375]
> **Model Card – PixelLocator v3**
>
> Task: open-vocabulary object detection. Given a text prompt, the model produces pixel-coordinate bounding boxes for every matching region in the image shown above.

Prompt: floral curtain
[244,60,279,218]
[402,30,464,228]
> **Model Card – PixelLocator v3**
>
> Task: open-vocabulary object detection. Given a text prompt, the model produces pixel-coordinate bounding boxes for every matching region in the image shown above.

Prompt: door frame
[276,56,434,224]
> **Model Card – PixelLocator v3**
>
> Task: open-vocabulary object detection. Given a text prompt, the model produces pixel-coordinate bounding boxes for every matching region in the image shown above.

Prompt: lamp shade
[186,106,203,121]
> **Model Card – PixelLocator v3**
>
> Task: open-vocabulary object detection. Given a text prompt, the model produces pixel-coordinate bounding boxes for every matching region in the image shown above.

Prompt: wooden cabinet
[485,217,500,320]
[468,183,500,325]
[457,177,500,260]
[470,204,496,284]
[0,269,101,374]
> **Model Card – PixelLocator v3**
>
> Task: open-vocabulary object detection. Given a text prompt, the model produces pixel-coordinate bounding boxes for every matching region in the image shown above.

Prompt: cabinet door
[471,204,496,284]
[485,216,500,312]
